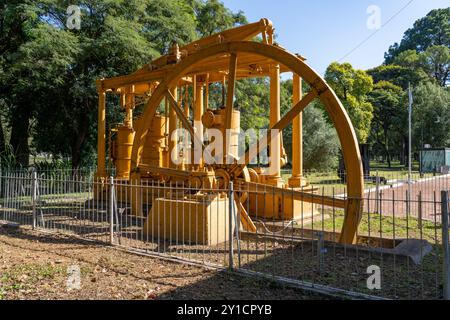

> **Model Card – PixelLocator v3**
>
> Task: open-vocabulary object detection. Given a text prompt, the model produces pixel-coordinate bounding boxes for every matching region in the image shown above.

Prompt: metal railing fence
[1,169,449,300]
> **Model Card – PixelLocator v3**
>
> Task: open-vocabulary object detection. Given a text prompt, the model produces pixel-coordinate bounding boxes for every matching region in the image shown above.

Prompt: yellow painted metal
[289,74,306,188]
[143,194,236,246]
[134,115,167,169]
[168,87,178,168]
[114,125,135,179]
[96,20,364,245]
[194,77,204,168]
[234,194,257,232]
[96,85,106,178]
[267,64,282,186]
[129,41,364,244]
[123,86,135,128]
[202,108,240,159]
[244,90,317,166]
[224,53,238,163]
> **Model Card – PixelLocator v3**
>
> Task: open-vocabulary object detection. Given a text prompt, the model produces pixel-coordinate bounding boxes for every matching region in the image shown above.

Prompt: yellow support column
[169,87,178,168]
[268,64,282,186]
[289,74,306,188]
[96,82,106,178]
[115,86,135,179]
[124,86,134,128]
[194,78,204,169]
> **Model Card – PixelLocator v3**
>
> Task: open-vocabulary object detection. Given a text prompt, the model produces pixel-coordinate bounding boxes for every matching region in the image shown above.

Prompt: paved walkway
[363,175,450,221]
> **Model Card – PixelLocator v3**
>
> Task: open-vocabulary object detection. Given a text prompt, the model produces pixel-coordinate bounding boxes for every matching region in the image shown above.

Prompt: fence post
[32,171,37,229]
[375,170,380,214]
[228,181,234,271]
[109,177,115,245]
[233,193,241,269]
[442,190,450,300]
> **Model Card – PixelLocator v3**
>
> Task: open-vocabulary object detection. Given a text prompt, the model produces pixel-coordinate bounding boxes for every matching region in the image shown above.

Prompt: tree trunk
[71,108,90,171]
[0,114,6,158]
[383,126,391,168]
[402,136,409,168]
[9,108,30,168]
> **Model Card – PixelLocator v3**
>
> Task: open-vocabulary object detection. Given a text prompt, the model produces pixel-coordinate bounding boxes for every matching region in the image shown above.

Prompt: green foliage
[412,82,450,149]
[369,8,450,164]
[385,8,450,63]
[1,2,447,174]
[235,78,270,131]
[325,62,374,143]
[302,103,340,171]
[367,81,405,167]
[367,63,428,90]
[141,0,198,53]
[419,45,450,86]
[0,0,201,169]
[391,46,450,86]
[234,77,338,171]
[195,0,247,36]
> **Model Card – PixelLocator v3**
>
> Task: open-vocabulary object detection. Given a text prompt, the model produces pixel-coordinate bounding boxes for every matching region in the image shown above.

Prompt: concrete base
[288,176,308,188]
[143,194,236,246]
[371,239,432,265]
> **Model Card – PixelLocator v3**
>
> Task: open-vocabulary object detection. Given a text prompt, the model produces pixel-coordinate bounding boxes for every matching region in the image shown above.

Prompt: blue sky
[222,0,450,75]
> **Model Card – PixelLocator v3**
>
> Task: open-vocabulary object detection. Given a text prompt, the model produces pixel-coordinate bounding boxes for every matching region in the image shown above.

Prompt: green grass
[0,192,90,206]
[311,209,441,243]
[281,161,439,196]
[0,263,66,299]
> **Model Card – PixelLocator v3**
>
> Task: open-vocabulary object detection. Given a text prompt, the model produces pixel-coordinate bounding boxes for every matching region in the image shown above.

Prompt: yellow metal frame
[96,19,364,244]
[127,41,364,244]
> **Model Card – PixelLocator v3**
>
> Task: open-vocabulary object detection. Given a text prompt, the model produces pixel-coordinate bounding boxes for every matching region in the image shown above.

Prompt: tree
[385,8,450,63]
[367,64,428,90]
[367,81,405,167]
[0,1,34,166]
[195,0,247,37]
[412,82,450,150]
[325,62,374,143]
[235,78,269,131]
[419,45,450,87]
[391,46,450,87]
[302,102,340,171]
[19,0,200,169]
[8,24,79,166]
[28,1,159,169]
[140,0,197,53]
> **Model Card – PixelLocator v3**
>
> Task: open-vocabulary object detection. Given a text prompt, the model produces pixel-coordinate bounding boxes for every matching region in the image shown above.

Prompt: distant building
[420,148,450,173]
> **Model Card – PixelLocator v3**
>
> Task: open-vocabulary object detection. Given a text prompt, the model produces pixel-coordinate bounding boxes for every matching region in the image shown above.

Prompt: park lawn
[281,161,438,196]
[310,209,441,244]
[0,192,90,206]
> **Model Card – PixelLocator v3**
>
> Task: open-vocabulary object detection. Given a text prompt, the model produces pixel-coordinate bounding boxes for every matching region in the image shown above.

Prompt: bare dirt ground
[0,225,326,300]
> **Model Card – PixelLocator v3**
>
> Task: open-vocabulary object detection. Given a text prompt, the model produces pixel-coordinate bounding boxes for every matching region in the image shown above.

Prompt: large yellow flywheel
[129,41,364,244]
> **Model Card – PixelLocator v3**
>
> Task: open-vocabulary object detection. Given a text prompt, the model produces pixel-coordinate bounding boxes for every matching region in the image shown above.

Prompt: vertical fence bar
[442,190,450,300]
[109,177,115,245]
[375,171,380,214]
[228,181,234,271]
[32,171,37,229]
